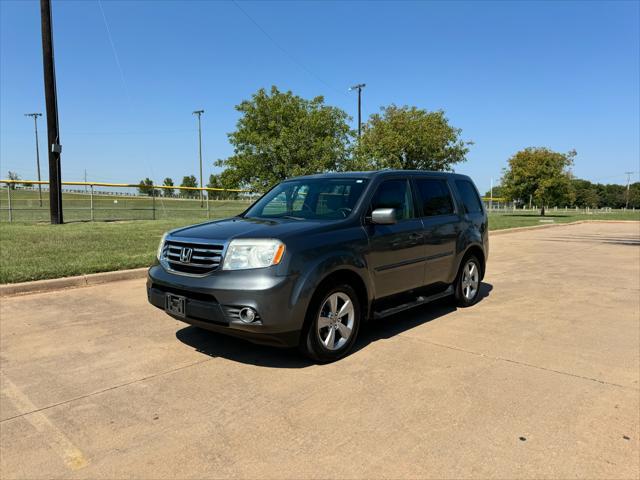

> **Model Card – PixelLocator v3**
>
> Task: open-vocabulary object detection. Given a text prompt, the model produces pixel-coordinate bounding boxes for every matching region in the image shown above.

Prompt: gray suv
[147,170,488,362]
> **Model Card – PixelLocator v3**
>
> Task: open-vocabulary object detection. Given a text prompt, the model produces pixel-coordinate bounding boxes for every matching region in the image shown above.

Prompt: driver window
[370,179,414,221]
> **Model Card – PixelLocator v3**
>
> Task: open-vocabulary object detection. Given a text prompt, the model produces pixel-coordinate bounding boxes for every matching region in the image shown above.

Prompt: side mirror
[371,208,397,225]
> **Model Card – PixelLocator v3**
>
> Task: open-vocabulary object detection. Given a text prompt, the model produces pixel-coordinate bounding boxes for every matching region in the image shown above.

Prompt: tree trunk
[541,205,545,216]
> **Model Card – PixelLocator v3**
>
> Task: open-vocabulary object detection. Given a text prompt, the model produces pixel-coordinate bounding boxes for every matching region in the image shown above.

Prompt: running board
[372,286,454,320]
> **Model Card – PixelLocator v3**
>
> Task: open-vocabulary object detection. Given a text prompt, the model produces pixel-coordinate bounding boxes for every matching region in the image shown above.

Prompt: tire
[454,255,482,307]
[299,283,362,363]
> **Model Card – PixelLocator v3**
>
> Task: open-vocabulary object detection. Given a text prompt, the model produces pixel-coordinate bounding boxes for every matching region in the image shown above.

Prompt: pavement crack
[398,335,638,391]
[0,358,213,424]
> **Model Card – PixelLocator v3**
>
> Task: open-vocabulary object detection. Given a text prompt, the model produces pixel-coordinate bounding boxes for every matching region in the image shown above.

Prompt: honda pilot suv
[147,170,488,362]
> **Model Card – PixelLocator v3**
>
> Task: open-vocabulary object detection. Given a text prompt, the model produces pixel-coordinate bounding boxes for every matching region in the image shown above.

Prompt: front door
[366,179,425,299]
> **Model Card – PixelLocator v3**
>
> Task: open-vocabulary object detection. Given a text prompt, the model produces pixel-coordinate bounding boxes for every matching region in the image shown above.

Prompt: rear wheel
[300,284,361,363]
[454,255,482,307]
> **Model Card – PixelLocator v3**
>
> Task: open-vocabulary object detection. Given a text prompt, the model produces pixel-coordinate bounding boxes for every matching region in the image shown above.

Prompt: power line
[231,0,342,95]
[588,171,638,183]
[97,0,131,105]
[61,129,197,136]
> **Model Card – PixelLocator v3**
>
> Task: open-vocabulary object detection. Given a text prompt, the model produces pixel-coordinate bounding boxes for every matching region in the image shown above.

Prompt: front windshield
[244,178,369,220]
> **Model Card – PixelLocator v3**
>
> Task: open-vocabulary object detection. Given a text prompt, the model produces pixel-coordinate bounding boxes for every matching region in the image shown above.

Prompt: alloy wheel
[461,260,479,300]
[316,292,355,351]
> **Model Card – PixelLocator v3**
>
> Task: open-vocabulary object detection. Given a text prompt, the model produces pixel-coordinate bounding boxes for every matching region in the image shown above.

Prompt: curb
[0,267,148,298]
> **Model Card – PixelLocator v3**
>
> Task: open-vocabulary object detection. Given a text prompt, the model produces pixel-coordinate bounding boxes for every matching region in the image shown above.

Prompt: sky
[1,0,639,194]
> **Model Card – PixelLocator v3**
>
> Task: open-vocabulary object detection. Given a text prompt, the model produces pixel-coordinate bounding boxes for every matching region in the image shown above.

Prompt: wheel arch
[461,244,486,280]
[298,267,371,339]
[316,269,370,318]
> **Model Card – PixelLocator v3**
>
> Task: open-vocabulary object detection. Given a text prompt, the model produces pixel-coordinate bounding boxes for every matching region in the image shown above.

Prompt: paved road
[1,222,639,479]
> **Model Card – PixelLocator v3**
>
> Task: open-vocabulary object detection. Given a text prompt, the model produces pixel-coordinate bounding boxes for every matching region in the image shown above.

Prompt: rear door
[413,177,460,286]
[454,178,488,255]
[365,178,426,299]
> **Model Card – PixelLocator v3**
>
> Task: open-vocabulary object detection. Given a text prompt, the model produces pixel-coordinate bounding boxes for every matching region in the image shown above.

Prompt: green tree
[207,173,223,190]
[180,175,198,198]
[351,105,471,171]
[207,173,234,200]
[207,170,239,200]
[628,182,640,209]
[137,177,156,196]
[501,147,575,215]
[595,183,626,208]
[215,86,352,191]
[484,184,505,199]
[7,171,19,190]
[162,177,174,197]
[572,179,600,208]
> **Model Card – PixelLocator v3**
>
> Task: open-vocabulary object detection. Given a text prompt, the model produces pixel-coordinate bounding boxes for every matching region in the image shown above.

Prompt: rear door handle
[408,233,424,240]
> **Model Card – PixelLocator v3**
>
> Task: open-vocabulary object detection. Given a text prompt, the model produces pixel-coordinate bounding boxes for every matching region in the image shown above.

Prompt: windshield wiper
[279,215,304,221]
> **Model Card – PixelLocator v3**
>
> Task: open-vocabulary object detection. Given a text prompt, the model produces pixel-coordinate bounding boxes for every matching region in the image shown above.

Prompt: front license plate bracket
[165,293,186,318]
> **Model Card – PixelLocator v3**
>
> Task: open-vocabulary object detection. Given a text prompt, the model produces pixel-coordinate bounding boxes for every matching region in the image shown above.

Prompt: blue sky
[1,0,638,194]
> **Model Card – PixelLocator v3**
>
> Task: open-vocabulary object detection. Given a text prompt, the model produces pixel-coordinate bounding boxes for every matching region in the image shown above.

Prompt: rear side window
[455,180,483,214]
[370,179,414,220]
[415,179,454,216]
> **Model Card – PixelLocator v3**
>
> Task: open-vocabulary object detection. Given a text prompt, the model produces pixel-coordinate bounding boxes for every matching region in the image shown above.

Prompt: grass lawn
[487,210,640,229]
[1,210,638,284]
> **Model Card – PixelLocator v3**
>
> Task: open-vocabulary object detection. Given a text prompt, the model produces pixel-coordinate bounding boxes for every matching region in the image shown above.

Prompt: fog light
[239,307,257,323]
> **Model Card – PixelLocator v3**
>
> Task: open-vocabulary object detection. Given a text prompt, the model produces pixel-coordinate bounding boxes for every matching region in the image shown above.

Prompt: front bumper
[146,264,305,347]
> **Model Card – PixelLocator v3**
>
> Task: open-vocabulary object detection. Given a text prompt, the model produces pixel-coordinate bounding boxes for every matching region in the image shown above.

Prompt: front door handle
[408,233,424,240]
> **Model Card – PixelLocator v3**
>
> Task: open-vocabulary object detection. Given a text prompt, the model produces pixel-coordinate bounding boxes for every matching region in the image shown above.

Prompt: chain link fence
[0,180,257,223]
[481,197,631,215]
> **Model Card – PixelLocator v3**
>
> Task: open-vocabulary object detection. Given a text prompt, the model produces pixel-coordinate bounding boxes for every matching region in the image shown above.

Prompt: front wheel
[300,284,361,363]
[454,255,482,307]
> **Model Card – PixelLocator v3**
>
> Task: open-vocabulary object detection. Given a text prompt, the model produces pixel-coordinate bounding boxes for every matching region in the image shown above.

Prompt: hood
[169,216,332,242]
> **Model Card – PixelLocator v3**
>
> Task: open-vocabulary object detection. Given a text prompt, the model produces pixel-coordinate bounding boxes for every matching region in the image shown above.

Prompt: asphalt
[1,222,639,479]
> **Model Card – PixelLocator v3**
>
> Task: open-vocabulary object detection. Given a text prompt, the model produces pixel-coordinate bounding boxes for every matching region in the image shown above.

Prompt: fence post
[90,184,94,221]
[152,185,156,220]
[7,185,12,223]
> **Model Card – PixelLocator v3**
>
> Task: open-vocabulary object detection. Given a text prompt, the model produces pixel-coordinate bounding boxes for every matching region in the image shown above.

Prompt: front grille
[162,239,224,275]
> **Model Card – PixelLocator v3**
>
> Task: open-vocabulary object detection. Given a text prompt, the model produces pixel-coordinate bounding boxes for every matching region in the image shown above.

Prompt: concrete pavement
[1,222,638,479]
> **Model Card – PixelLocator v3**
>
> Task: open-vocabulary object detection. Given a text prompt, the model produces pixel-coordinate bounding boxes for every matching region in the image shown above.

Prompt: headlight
[222,239,285,270]
[157,232,168,260]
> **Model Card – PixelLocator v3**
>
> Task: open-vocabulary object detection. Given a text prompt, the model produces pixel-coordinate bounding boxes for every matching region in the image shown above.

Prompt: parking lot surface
[1,222,639,479]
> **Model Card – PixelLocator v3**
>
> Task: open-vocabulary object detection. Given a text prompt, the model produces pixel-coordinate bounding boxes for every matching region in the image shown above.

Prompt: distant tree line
[487,147,639,213]
[137,174,241,199]
[488,178,639,210]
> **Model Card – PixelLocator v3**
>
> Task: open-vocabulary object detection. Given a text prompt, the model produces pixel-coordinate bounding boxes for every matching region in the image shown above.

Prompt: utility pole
[40,0,63,224]
[192,110,205,206]
[349,83,366,137]
[489,177,493,211]
[625,171,634,209]
[24,113,43,207]
[84,169,87,192]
